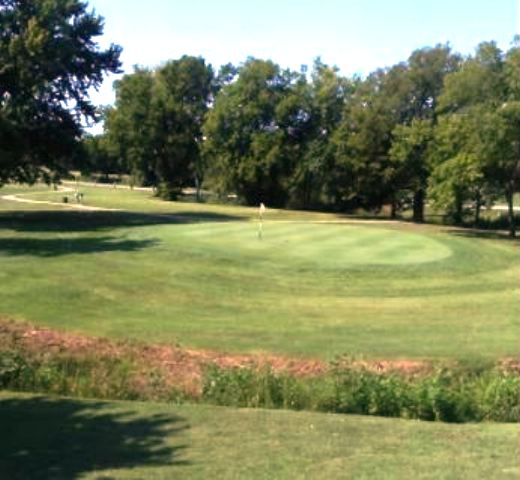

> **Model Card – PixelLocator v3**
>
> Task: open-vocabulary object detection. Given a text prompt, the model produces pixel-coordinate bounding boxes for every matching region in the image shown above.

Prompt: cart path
[0,189,399,223]
[1,188,518,233]
[0,187,121,212]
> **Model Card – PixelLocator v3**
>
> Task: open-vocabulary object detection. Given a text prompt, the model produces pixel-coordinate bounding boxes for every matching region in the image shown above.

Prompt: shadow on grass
[0,395,189,479]
[0,210,246,233]
[446,228,520,243]
[0,236,159,257]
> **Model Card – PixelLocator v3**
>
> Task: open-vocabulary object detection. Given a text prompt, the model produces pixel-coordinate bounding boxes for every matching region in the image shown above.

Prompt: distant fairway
[0,185,519,360]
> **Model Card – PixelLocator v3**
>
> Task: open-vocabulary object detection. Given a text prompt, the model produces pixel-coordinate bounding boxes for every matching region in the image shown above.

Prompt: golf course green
[0,185,518,360]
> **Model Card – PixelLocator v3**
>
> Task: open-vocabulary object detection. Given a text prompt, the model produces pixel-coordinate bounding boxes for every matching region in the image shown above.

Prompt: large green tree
[332,46,458,220]
[427,113,488,225]
[80,133,122,180]
[105,68,156,185]
[436,41,520,236]
[203,59,296,206]
[481,103,520,237]
[104,57,214,198]
[389,45,460,222]
[332,64,412,215]
[0,0,121,184]
[150,56,214,199]
[291,60,351,209]
[389,118,434,222]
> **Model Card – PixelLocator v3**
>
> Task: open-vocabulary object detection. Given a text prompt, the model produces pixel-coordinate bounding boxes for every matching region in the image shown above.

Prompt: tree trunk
[454,195,463,225]
[302,171,312,210]
[413,189,424,223]
[506,187,516,238]
[390,199,397,220]
[474,191,481,227]
[195,175,201,202]
[390,198,398,219]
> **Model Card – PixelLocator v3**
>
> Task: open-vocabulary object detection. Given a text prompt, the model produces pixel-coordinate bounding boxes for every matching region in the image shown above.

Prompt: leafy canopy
[0,0,121,184]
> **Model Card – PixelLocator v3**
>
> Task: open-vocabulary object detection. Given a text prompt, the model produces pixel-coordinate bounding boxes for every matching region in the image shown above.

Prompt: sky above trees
[88,0,518,109]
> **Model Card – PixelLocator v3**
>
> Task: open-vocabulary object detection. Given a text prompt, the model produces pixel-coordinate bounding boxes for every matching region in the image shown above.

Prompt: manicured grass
[1,390,519,479]
[0,185,519,360]
[11,183,340,220]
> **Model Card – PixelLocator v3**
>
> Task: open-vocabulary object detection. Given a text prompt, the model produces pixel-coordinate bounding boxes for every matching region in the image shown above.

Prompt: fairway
[1,391,519,479]
[0,186,519,360]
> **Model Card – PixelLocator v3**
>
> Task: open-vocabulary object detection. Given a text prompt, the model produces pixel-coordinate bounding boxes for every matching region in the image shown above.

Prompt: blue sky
[88,0,518,108]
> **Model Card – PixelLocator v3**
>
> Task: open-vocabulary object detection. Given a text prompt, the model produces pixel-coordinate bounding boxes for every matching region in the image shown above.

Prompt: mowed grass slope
[0,185,519,359]
[1,391,519,480]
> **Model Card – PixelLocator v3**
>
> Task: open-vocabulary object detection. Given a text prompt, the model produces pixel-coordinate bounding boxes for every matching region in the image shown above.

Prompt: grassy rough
[1,390,519,479]
[2,328,518,423]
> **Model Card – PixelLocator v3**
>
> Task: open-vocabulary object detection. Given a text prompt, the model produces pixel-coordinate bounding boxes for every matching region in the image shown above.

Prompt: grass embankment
[1,319,519,423]
[1,390,519,480]
[0,184,519,360]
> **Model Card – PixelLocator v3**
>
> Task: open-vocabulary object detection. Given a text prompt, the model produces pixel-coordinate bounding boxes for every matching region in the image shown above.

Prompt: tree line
[86,41,520,236]
[1,2,518,236]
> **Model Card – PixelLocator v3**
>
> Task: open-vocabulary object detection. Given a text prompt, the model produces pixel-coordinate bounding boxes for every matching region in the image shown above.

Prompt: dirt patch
[0,318,329,394]
[499,358,520,374]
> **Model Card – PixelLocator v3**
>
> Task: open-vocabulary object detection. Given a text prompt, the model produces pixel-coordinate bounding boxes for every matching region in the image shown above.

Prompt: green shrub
[369,375,409,417]
[201,364,323,410]
[410,370,478,423]
[203,364,256,407]
[478,371,520,422]
[2,346,519,423]
[0,351,29,387]
[200,362,519,423]
[202,365,291,408]
[330,367,408,417]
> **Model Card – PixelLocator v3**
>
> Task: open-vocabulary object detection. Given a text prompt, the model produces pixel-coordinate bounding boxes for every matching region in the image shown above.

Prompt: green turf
[1,391,518,479]
[9,183,339,219]
[0,185,519,360]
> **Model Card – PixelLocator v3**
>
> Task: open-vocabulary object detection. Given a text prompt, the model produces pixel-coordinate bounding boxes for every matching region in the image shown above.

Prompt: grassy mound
[2,318,518,423]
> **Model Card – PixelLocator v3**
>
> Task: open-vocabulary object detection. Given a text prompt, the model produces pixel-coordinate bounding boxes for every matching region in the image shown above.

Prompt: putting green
[173,221,452,266]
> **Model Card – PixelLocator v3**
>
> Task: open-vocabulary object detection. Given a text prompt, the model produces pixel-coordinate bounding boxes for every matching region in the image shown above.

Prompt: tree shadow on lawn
[0,395,189,480]
[446,227,520,244]
[0,236,159,257]
[0,209,246,233]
